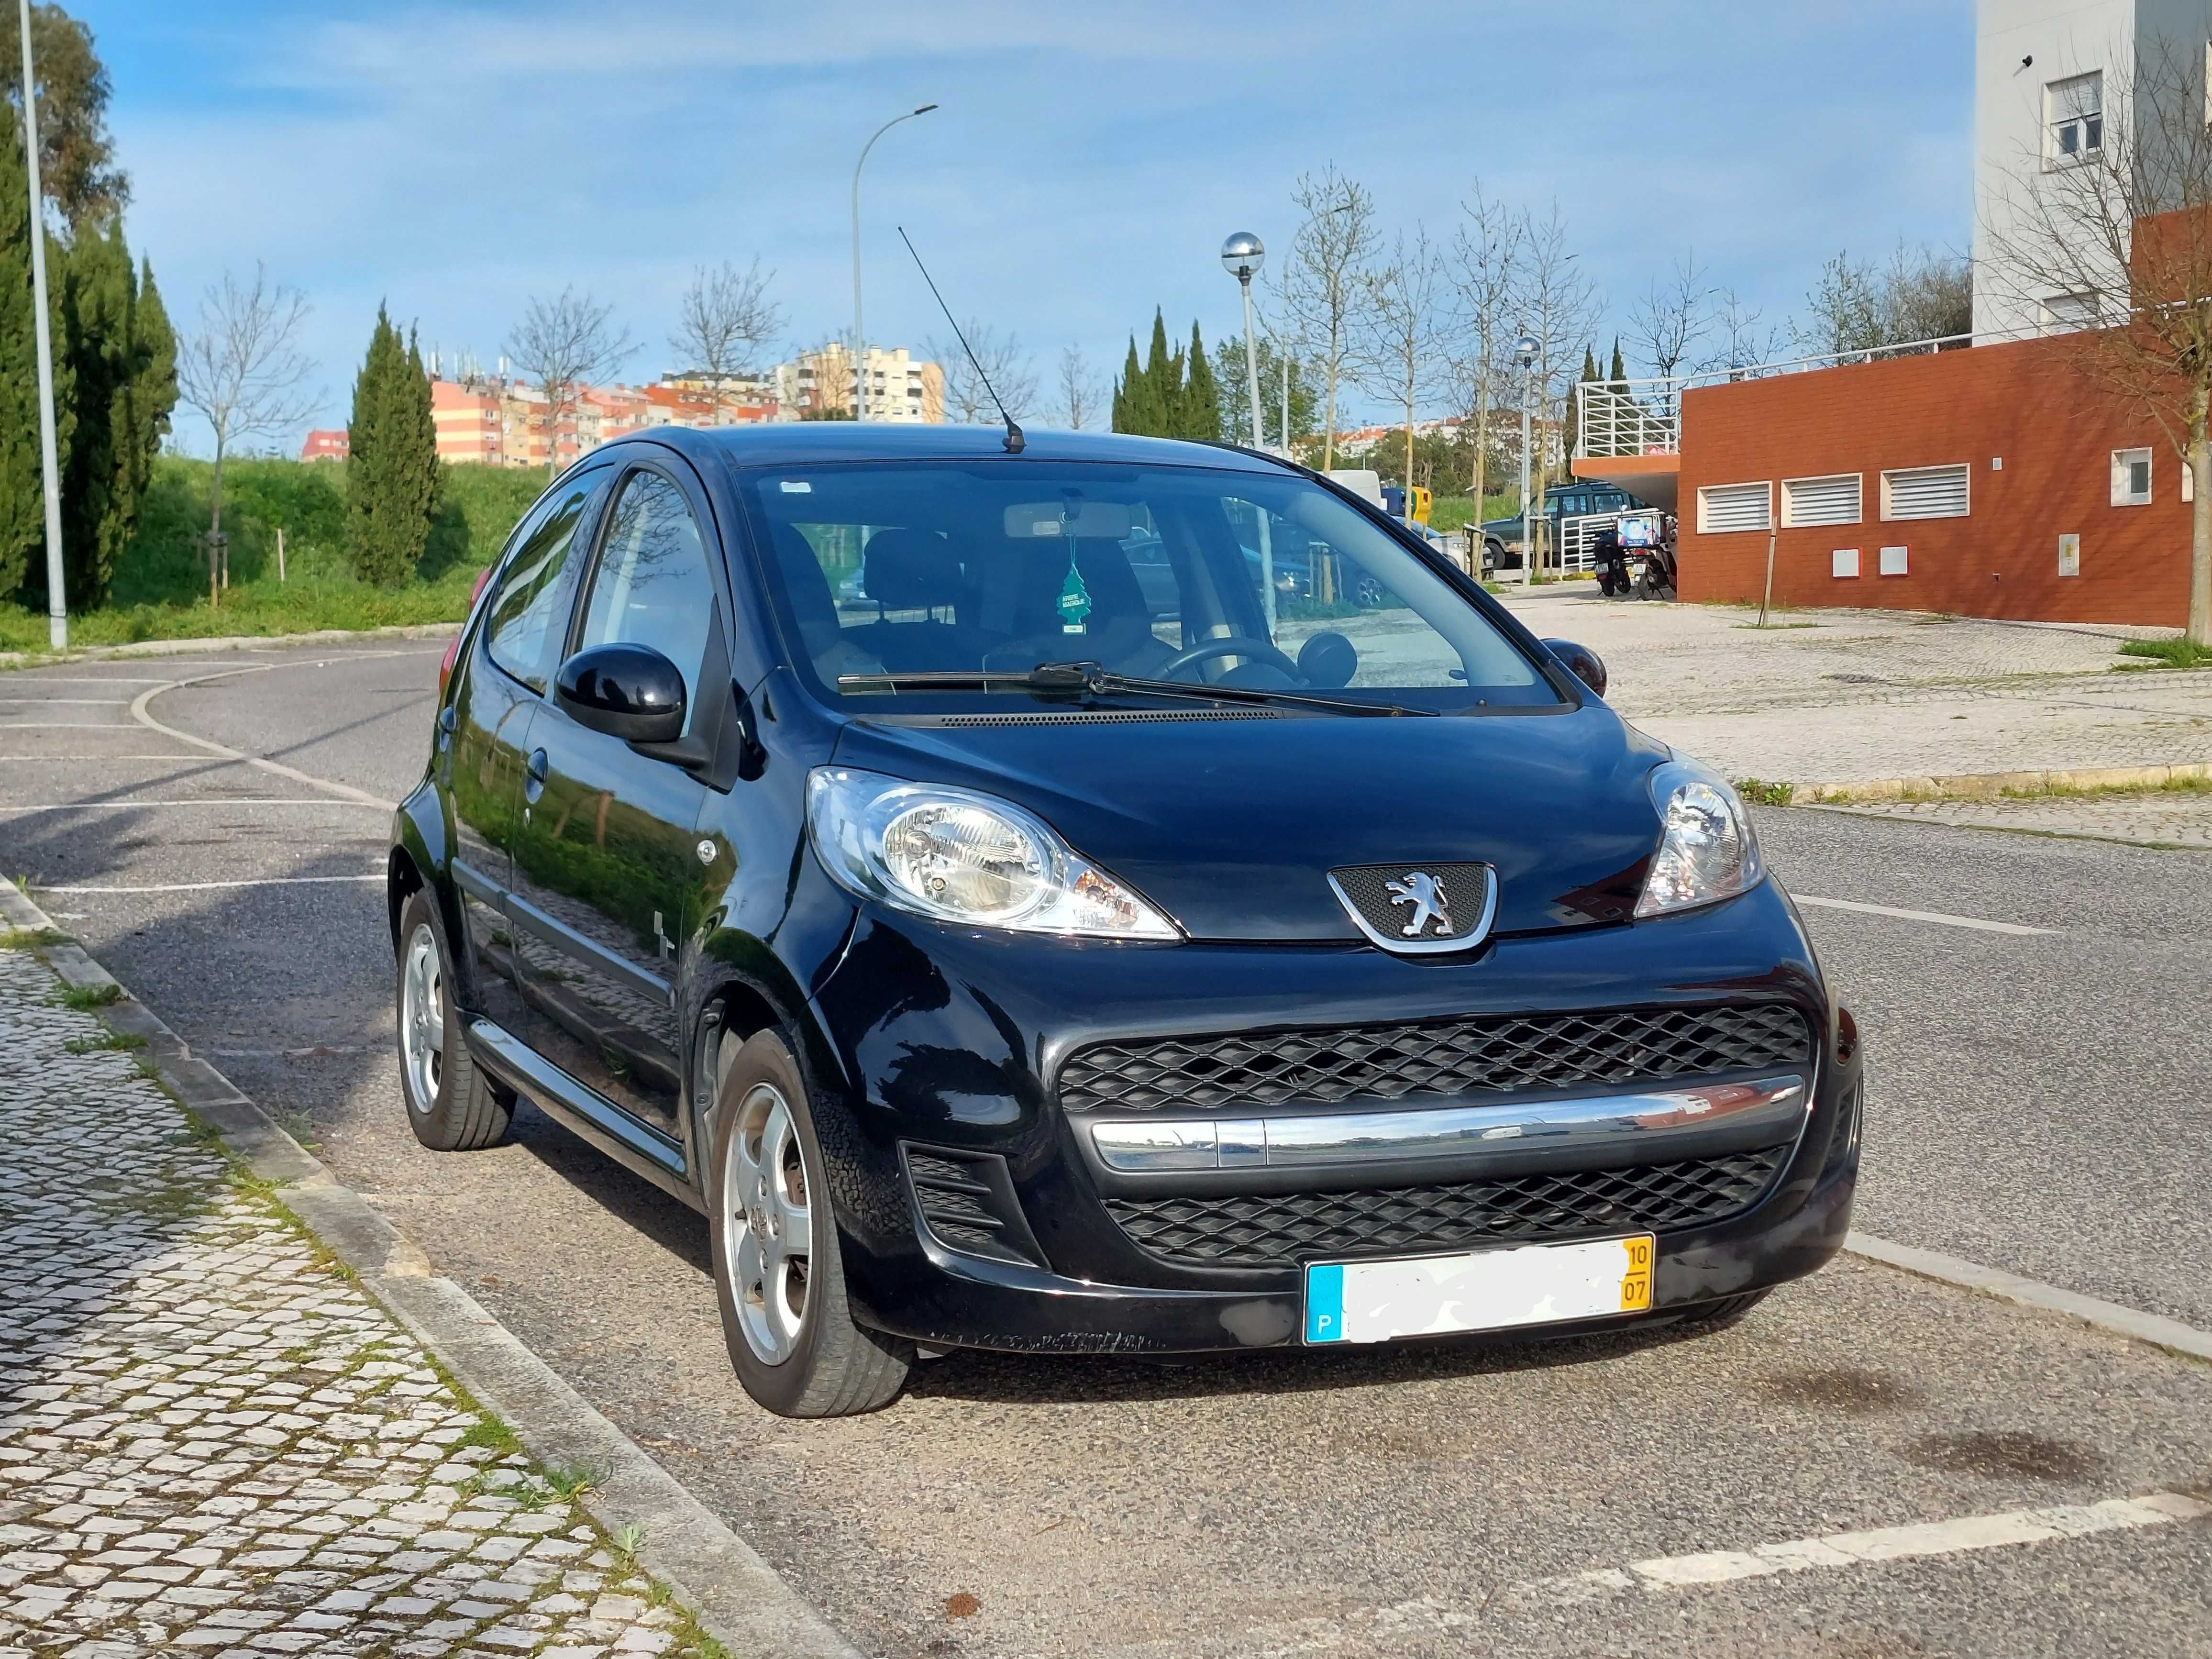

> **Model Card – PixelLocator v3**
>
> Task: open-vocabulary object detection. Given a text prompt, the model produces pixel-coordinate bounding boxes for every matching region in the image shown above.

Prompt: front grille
[1059,1003,1813,1114]
[1105,1146,1790,1269]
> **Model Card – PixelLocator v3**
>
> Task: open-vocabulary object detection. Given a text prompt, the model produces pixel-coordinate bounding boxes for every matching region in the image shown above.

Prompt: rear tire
[709,1029,913,1417]
[395,890,512,1151]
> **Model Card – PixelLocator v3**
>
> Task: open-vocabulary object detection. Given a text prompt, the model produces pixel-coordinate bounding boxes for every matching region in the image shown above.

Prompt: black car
[389,424,1860,1418]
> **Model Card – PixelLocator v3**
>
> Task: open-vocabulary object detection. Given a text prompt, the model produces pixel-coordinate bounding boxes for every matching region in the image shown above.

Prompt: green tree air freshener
[1058,559,1092,632]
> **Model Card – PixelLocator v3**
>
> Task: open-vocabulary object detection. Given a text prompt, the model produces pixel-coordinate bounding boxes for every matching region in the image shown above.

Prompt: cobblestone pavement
[0,946,716,1659]
[1493,589,2212,785]
[1816,786,2212,848]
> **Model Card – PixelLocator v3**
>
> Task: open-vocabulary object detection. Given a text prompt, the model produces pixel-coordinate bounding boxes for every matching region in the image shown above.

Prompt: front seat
[845,529,995,672]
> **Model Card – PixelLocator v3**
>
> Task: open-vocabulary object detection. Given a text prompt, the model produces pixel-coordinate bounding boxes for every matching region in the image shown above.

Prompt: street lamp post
[1220,233,1266,452]
[851,102,937,421]
[1515,333,1539,587]
[17,0,66,648]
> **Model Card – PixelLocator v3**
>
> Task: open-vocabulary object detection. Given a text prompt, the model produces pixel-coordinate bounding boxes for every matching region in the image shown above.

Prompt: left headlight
[1635,761,1763,918]
[806,767,1182,940]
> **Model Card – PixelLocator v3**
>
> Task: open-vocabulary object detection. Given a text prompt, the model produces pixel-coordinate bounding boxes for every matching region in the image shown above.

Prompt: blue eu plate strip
[1305,1262,1345,1344]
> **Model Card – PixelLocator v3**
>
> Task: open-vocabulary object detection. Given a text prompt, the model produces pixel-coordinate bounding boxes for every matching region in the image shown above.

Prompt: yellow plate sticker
[1620,1234,1654,1311]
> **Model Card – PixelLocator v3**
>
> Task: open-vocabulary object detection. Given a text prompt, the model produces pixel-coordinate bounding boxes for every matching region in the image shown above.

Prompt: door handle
[524,747,549,804]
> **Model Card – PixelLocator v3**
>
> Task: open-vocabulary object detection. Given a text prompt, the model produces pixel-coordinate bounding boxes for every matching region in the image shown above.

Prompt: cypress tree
[1181,321,1220,442]
[1138,308,1175,436]
[346,306,440,586]
[1608,338,1626,387]
[0,118,75,604]
[1112,337,1139,432]
[52,220,174,608]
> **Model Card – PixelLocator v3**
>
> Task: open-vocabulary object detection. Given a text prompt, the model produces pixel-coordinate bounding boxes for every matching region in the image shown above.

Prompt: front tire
[395,889,512,1151]
[709,1030,913,1417]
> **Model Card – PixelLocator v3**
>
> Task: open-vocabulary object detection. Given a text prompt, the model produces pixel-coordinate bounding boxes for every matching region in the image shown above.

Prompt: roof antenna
[898,225,1024,453]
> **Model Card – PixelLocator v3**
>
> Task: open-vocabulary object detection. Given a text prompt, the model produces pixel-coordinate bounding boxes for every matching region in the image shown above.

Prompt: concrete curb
[0,876,863,1659]
[1783,760,2212,806]
[0,620,460,671]
[1844,1231,2212,1365]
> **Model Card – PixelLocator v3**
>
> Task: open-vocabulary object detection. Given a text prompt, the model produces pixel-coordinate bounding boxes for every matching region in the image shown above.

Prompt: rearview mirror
[555,642,687,745]
[1541,638,1607,698]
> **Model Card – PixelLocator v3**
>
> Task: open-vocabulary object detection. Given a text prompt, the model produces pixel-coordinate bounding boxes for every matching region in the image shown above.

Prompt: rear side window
[484,471,605,691]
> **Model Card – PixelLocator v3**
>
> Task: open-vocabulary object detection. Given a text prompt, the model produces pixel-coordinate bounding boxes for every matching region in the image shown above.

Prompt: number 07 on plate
[1305,1234,1655,1345]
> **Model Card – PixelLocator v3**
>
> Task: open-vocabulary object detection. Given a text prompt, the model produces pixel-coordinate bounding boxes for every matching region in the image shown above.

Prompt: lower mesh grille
[1104,1146,1790,1270]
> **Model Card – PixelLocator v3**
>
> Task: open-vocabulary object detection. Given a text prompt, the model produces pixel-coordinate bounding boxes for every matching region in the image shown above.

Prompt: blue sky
[83,0,1973,451]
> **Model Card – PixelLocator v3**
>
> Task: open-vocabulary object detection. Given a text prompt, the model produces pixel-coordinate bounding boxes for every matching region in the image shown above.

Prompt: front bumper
[799,878,1859,1354]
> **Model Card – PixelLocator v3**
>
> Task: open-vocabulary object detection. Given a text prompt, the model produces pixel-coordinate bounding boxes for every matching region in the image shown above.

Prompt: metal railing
[1571,332,1975,462]
[1554,511,1631,574]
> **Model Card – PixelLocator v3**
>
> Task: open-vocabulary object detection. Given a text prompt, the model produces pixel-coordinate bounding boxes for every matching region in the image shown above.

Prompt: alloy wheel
[400,923,444,1112]
[726,1081,813,1364]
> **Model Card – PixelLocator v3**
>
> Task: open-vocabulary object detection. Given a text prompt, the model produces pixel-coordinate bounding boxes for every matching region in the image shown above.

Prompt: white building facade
[1973,0,2212,340]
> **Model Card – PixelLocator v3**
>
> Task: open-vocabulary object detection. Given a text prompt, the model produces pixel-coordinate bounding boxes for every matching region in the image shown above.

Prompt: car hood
[827,706,1669,942]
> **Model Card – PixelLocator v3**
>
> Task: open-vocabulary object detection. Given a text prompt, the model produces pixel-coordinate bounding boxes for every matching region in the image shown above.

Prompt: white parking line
[0,755,213,762]
[33,875,384,895]
[1523,1491,2208,1604]
[0,799,385,813]
[0,722,138,730]
[1790,893,2057,935]
[0,698,133,705]
[128,664,399,809]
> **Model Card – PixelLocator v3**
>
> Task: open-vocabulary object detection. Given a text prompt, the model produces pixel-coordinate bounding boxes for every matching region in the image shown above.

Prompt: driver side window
[576,470,719,721]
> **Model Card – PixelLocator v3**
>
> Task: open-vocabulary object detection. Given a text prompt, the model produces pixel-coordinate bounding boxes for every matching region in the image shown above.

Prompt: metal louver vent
[1698,481,1772,534]
[1881,464,1970,521]
[1782,474,1863,528]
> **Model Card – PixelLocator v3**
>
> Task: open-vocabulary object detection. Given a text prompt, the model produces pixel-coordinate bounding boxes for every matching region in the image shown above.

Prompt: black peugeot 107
[388,422,1860,1417]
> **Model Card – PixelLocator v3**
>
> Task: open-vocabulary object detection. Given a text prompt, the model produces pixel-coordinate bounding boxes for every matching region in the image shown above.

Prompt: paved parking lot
[2,637,2210,1656]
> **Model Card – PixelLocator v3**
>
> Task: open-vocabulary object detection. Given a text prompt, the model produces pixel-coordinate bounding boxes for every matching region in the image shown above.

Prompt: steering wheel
[1153,636,1303,683]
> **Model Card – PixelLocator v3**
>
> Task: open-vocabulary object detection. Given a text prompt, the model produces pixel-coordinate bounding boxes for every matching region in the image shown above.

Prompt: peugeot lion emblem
[1327,861,1498,957]
[1386,871,1453,938]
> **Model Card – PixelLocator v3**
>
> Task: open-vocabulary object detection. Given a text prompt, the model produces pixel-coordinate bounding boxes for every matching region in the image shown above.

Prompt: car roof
[615,422,1294,475]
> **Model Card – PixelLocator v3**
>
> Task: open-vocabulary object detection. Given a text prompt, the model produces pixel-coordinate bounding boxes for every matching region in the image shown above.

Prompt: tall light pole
[1220,233,1266,451]
[851,102,937,422]
[1515,333,1539,586]
[18,0,66,648]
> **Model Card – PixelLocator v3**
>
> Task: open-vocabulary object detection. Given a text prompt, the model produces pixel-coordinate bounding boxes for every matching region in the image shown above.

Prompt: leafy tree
[1215,334,1317,453]
[346,306,442,586]
[0,118,74,602]
[0,3,127,235]
[1179,321,1220,441]
[51,220,175,608]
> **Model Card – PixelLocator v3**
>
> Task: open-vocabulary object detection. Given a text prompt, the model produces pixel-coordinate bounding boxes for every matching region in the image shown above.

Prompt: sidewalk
[0,943,712,1659]
[1495,589,2212,790]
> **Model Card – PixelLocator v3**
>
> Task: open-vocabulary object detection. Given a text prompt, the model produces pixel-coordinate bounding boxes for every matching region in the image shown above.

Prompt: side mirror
[1541,638,1607,699]
[555,642,687,745]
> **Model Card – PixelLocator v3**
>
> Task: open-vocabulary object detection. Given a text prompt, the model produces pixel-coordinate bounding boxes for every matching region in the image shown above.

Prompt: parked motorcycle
[1619,512,1678,602]
[1594,526,1634,597]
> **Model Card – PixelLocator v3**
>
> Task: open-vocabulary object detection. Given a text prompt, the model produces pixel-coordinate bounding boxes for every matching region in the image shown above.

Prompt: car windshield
[738,460,1552,714]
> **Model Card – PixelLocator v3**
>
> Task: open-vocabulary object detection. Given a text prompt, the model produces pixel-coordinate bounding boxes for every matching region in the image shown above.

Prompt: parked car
[389,424,1860,1417]
[1481,482,1648,574]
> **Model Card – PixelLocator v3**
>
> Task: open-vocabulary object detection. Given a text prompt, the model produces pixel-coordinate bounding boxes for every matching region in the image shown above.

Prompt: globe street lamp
[1221,232,1266,452]
[852,103,938,420]
[1515,333,1539,585]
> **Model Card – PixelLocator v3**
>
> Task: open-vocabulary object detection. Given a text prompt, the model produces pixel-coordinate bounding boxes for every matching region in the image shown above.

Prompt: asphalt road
[3,639,2209,1659]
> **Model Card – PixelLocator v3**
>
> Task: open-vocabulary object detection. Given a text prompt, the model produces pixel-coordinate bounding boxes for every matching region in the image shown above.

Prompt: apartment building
[775,344,944,423]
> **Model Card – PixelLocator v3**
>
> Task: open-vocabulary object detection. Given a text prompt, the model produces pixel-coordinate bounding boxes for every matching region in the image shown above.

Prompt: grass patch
[1998,774,2212,801]
[2118,638,2212,670]
[1733,620,1819,630]
[457,1414,524,1458]
[57,982,123,1009]
[1733,778,1796,807]
[1,925,69,949]
[64,1031,147,1054]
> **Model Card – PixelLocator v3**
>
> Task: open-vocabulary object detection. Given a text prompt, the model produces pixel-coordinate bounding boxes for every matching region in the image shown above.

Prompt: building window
[2040,292,2101,333]
[1880,464,1971,521]
[1696,480,1771,534]
[2112,447,2152,506]
[2046,71,2103,165]
[1781,473,1863,528]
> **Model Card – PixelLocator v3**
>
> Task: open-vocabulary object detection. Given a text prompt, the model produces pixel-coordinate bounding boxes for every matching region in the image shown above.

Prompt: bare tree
[175,265,316,607]
[504,287,636,476]
[1703,288,1783,377]
[1353,228,1447,491]
[1982,37,2212,643]
[1628,253,1711,414]
[1444,185,1523,510]
[1058,342,1099,429]
[927,322,1037,426]
[1283,165,1380,469]
[668,258,781,424]
[1512,204,1603,568]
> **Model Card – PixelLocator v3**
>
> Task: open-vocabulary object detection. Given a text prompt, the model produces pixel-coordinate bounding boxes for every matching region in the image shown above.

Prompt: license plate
[1303,1234,1654,1345]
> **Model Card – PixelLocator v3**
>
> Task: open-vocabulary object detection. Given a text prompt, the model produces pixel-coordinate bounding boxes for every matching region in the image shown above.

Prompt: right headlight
[807,767,1181,940]
[1635,761,1763,918]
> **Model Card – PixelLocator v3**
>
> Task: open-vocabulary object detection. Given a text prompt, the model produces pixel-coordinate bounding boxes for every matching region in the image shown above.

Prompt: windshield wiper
[836,662,1437,718]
